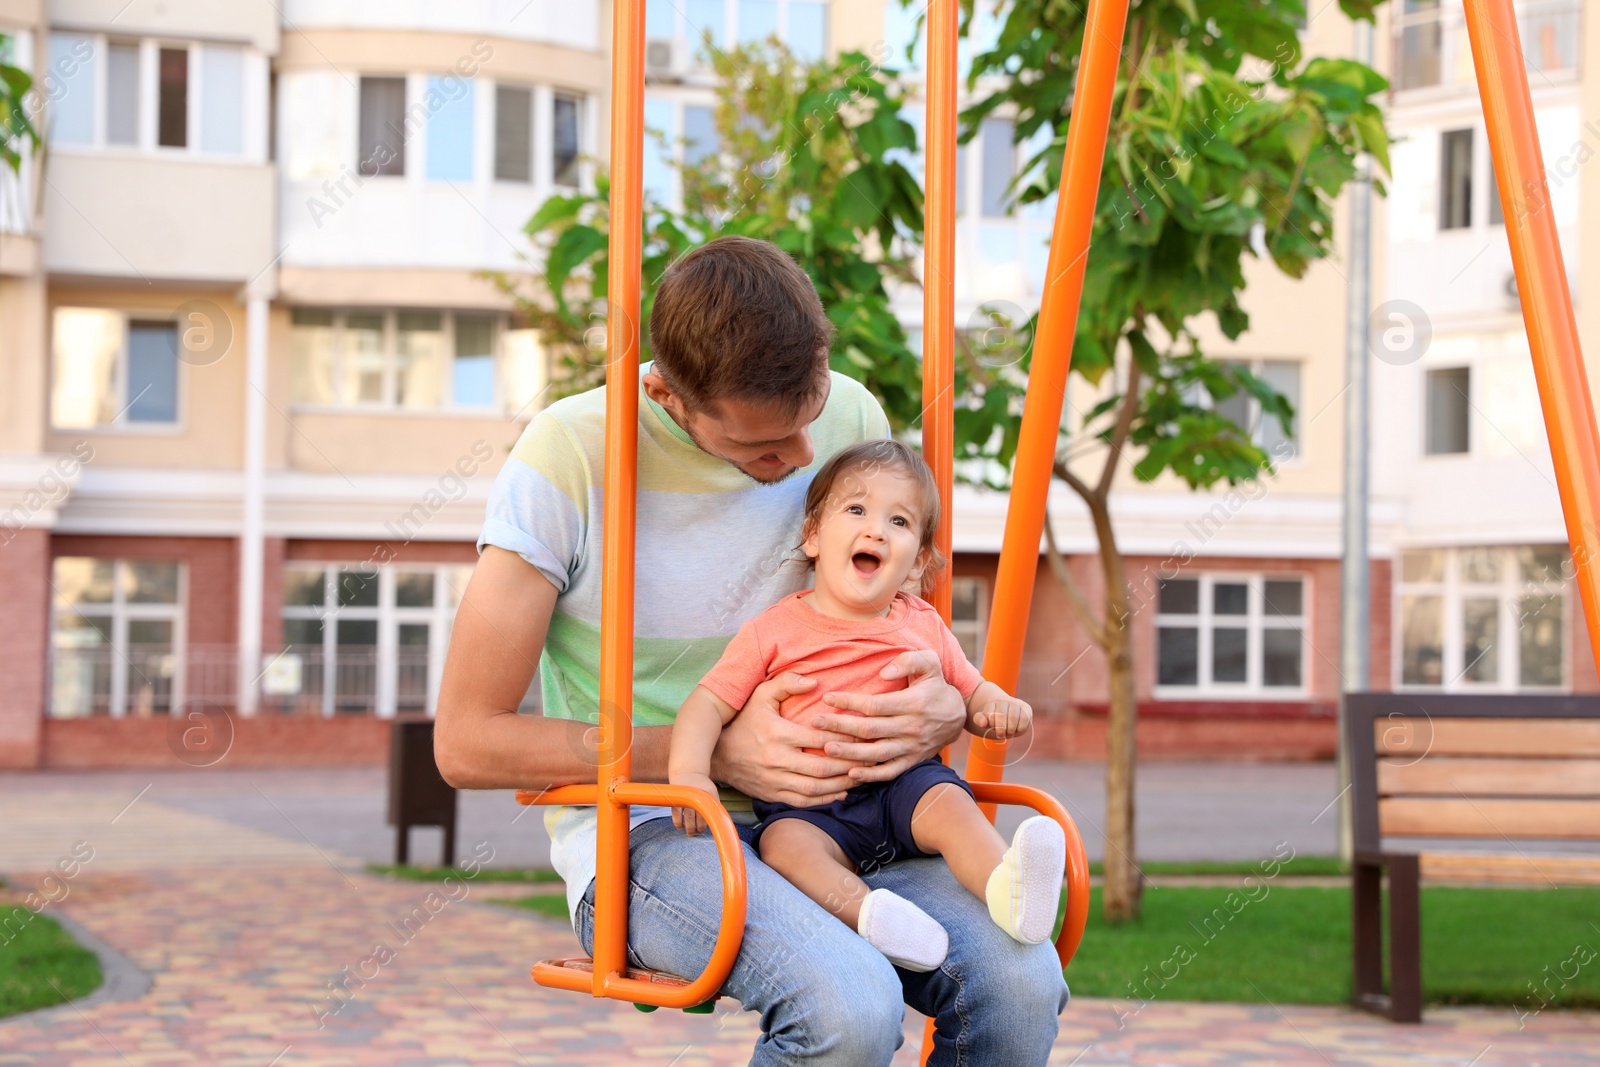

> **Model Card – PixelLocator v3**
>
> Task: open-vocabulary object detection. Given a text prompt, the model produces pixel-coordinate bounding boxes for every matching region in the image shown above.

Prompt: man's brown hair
[649,236,835,416]
[798,439,947,596]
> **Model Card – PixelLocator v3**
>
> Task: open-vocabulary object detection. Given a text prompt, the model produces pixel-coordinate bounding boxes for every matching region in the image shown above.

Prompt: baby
[668,440,1065,972]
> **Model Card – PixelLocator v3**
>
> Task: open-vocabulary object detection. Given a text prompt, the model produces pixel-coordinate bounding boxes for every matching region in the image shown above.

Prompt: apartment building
[1372,0,1595,698]
[0,0,1588,770]
[0,0,607,767]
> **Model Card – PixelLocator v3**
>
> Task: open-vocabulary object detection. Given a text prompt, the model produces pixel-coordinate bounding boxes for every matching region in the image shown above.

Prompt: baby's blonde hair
[798,439,946,595]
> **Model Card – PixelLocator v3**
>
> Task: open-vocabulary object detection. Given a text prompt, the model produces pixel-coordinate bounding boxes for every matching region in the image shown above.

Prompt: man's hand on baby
[813,649,967,784]
[971,697,1033,740]
[670,774,721,836]
[709,671,859,808]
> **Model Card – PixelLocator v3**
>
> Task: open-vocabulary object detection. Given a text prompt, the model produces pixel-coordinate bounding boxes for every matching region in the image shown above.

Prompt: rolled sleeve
[477,413,590,593]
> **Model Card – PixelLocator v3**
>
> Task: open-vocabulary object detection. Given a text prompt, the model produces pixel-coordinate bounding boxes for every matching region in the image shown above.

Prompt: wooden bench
[1345,693,1600,1022]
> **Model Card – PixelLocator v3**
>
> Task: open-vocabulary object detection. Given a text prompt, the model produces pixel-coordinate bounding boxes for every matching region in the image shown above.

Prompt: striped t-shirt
[478,363,890,919]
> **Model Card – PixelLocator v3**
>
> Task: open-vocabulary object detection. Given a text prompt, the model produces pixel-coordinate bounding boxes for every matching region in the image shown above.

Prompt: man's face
[644,371,829,484]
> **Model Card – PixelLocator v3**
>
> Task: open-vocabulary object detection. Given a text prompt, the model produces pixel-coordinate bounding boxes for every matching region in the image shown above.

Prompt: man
[436,235,1066,1066]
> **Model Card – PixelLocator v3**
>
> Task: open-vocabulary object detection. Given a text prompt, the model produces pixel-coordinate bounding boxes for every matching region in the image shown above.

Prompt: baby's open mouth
[852,551,882,575]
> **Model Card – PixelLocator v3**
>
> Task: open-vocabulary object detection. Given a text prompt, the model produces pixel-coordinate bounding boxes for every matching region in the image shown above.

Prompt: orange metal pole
[967,0,1131,788]
[922,0,958,622]
[919,9,959,1057]
[1463,0,1600,665]
[592,0,647,996]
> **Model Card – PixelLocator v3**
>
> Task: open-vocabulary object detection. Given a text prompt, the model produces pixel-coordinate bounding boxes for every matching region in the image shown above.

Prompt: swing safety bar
[517,783,748,1008]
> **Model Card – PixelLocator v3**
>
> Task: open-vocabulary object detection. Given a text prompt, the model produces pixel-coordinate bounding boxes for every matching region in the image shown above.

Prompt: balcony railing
[1393,0,1578,93]
[48,643,541,718]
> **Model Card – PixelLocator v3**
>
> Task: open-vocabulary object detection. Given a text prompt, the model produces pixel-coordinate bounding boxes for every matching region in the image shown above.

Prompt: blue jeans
[573,816,1068,1066]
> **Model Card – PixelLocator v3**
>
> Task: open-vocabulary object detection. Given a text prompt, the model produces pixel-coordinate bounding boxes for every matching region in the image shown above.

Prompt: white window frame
[46,32,261,160]
[288,307,540,414]
[49,306,185,433]
[950,575,989,667]
[49,558,187,718]
[1394,546,1568,692]
[1154,573,1310,698]
[279,563,475,717]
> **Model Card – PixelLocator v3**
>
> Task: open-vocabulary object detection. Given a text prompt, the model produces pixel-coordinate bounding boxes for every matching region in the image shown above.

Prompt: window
[107,42,139,145]
[650,0,826,62]
[1425,366,1470,455]
[453,315,497,407]
[1396,546,1567,689]
[47,34,246,156]
[359,76,407,176]
[51,558,183,717]
[48,34,96,145]
[980,118,1015,218]
[1214,359,1301,460]
[961,117,1054,288]
[426,76,474,181]
[552,93,582,187]
[950,577,988,665]
[51,308,179,428]
[1155,575,1306,694]
[396,312,446,407]
[1439,128,1473,230]
[158,47,188,147]
[200,46,243,154]
[290,308,544,413]
[1394,0,1443,90]
[278,564,482,715]
[495,85,533,182]
[683,104,718,167]
[1394,0,1577,92]
[739,0,780,43]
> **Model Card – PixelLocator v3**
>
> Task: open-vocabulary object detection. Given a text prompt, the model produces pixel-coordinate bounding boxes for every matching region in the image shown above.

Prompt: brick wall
[41,714,391,769]
[285,539,478,564]
[0,528,50,768]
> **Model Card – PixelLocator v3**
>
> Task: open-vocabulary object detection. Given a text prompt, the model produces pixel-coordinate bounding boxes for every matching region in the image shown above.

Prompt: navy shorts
[750,759,974,873]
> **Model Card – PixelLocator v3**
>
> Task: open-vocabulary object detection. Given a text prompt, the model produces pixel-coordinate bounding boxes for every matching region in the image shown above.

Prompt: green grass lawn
[1062,885,1600,1010]
[377,860,1347,883]
[499,894,575,923]
[499,883,1600,1011]
[0,907,103,1018]
[1094,858,1348,878]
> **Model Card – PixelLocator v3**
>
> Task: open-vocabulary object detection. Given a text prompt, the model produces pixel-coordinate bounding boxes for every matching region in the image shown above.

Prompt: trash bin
[387,717,458,867]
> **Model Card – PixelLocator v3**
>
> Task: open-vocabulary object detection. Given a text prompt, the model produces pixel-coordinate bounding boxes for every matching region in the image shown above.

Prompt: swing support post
[525,0,748,1010]
[1462,0,1600,667]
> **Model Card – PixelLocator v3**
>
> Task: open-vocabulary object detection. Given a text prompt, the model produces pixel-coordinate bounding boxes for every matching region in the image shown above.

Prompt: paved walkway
[1,768,1596,1065]
[0,759,1345,873]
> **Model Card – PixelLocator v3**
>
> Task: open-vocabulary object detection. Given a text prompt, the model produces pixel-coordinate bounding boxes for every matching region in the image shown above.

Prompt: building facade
[0,0,1589,769]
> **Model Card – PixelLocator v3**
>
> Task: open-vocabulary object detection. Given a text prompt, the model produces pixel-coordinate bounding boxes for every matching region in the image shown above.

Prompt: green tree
[0,34,40,173]
[947,0,1390,921]
[509,41,927,429]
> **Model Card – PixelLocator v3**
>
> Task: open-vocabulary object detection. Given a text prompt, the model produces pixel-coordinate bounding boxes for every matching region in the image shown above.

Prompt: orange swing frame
[515,0,1598,1057]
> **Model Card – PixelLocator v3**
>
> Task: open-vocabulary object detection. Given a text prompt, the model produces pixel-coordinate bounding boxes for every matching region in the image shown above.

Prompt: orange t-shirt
[698,591,986,736]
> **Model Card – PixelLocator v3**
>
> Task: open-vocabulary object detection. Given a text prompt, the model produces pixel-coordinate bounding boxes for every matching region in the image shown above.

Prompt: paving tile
[1,797,1595,1064]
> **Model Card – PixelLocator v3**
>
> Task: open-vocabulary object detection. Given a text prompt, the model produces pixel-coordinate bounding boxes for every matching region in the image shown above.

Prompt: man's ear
[642,371,685,418]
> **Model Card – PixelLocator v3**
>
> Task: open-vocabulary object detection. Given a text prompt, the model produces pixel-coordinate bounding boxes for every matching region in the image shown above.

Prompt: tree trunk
[1095,490,1141,921]
[1051,358,1145,922]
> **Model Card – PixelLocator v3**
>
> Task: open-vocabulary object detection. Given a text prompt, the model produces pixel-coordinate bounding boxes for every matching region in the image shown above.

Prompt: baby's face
[802,466,928,617]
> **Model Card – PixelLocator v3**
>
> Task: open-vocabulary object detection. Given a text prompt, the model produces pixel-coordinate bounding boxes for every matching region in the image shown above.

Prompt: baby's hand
[669,773,721,837]
[973,697,1032,740]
